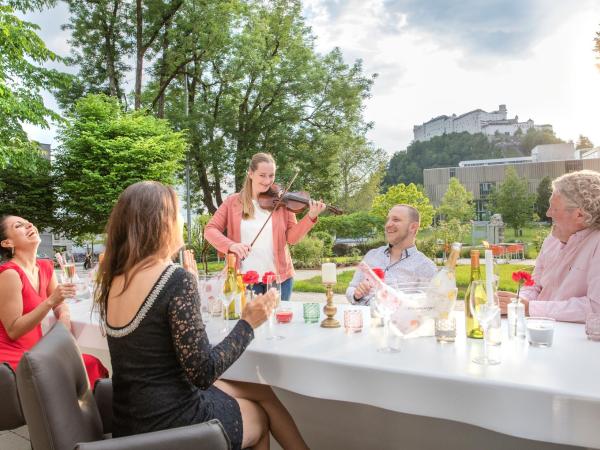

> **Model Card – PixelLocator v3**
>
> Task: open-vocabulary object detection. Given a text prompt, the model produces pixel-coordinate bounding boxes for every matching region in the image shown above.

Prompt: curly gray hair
[552,170,600,230]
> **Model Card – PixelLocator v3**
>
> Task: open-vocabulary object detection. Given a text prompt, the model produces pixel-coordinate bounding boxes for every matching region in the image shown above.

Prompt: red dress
[0,259,108,386]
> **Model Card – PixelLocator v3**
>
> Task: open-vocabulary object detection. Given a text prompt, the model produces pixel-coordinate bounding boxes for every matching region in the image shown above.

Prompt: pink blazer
[204,193,317,281]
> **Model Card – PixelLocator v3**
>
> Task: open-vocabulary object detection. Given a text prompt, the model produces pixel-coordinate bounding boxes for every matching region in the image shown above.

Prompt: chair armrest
[73,419,230,450]
[93,378,112,434]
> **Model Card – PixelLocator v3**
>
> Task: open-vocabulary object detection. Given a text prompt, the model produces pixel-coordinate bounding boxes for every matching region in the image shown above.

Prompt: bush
[416,235,438,261]
[291,237,324,268]
[310,231,334,257]
[312,212,384,239]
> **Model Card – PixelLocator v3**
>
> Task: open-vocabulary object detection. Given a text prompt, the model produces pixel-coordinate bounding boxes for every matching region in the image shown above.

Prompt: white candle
[485,249,494,305]
[321,262,337,284]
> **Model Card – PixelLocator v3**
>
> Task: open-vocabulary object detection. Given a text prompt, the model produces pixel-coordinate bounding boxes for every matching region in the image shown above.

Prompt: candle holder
[321,283,340,328]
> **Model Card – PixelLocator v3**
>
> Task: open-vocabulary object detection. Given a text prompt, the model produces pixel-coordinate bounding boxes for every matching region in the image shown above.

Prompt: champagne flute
[266,273,284,340]
[469,280,501,365]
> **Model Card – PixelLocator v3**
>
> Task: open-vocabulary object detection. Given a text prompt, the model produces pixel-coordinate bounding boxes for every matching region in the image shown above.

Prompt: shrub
[416,235,438,261]
[310,231,334,257]
[291,237,324,268]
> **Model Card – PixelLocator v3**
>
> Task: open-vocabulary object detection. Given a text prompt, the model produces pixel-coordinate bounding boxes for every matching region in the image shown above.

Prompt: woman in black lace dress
[95,181,309,450]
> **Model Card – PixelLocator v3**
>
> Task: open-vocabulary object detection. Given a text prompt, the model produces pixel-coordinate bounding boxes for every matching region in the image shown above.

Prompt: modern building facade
[424,145,600,220]
[413,104,552,142]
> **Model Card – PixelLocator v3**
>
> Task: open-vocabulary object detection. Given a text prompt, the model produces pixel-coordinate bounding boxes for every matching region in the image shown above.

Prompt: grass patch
[293,263,534,297]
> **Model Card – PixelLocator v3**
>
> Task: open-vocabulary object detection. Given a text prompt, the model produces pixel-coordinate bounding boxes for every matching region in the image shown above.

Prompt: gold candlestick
[321,283,340,328]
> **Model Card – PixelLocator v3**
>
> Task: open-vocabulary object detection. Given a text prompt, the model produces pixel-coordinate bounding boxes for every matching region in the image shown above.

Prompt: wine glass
[60,262,83,304]
[266,274,284,340]
[220,290,237,334]
[469,280,501,365]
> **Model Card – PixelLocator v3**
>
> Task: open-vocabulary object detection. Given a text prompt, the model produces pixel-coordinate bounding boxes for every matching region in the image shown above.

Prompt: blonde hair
[552,170,600,230]
[240,152,276,219]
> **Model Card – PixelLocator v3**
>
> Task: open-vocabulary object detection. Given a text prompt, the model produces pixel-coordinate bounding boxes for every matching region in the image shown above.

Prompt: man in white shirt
[346,204,436,305]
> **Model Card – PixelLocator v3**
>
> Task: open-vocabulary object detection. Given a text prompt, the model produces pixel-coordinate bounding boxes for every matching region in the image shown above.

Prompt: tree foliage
[576,135,594,150]
[312,212,384,239]
[371,183,434,229]
[0,4,69,156]
[437,177,474,223]
[53,94,187,236]
[518,128,563,155]
[384,132,500,187]
[0,147,55,229]
[488,166,536,234]
[535,176,552,222]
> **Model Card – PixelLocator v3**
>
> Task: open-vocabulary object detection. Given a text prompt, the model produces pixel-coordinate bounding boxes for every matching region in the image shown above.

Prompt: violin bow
[249,169,300,249]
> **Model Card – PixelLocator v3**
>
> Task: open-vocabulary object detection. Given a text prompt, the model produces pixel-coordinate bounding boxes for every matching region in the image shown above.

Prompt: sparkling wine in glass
[469,280,500,365]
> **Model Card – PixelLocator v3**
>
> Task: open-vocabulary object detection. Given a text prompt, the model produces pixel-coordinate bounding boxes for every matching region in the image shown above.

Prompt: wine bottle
[465,249,484,339]
[223,254,240,320]
[234,261,247,317]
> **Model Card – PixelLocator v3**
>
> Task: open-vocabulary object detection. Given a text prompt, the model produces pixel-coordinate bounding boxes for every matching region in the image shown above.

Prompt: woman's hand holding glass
[241,288,277,329]
[47,283,76,308]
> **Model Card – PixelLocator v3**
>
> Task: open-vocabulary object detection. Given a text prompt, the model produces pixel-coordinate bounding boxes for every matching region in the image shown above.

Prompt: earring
[11,247,14,257]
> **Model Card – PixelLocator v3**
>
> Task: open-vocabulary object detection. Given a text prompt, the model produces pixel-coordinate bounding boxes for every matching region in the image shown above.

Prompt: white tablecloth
[43,299,600,449]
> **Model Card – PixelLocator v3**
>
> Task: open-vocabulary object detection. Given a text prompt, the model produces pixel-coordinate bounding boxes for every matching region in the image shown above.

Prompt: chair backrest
[0,362,25,430]
[17,323,104,450]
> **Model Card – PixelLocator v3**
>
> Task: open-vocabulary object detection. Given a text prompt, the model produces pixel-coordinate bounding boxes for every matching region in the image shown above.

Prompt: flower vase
[507,297,526,339]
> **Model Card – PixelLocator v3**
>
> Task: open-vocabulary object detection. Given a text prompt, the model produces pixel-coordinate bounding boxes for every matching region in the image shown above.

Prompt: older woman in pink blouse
[498,170,600,322]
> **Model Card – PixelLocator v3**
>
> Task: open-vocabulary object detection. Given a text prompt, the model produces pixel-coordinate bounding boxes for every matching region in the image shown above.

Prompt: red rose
[262,271,277,284]
[372,268,385,281]
[242,271,259,285]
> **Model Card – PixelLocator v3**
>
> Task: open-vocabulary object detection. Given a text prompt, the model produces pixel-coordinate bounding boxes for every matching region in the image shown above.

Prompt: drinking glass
[198,272,225,324]
[221,290,238,334]
[344,309,363,333]
[303,303,320,323]
[586,313,600,341]
[60,265,84,304]
[469,280,500,365]
[266,274,284,340]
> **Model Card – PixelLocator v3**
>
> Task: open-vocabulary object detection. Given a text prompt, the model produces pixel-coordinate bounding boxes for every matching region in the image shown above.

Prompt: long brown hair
[95,181,179,327]
[239,152,276,219]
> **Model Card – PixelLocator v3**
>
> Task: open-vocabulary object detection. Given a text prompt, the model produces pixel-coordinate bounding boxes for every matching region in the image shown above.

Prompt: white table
[44,299,600,449]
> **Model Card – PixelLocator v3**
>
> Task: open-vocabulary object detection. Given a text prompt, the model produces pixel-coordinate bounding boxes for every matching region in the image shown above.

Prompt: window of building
[475,200,489,221]
[565,160,583,173]
[449,168,456,178]
[479,182,495,198]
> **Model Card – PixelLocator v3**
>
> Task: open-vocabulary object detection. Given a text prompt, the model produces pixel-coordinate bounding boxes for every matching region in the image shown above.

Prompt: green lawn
[293,263,534,297]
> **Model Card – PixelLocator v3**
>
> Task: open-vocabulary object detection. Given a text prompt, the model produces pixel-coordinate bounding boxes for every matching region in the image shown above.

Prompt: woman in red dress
[0,215,108,386]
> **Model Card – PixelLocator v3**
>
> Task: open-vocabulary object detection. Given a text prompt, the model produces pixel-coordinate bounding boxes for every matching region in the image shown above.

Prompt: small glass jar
[507,298,526,339]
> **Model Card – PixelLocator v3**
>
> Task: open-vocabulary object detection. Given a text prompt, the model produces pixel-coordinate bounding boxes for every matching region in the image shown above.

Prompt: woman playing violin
[204,152,326,300]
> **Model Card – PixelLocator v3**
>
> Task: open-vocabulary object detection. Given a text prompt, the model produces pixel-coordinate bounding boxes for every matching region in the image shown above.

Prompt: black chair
[0,362,25,431]
[16,323,231,450]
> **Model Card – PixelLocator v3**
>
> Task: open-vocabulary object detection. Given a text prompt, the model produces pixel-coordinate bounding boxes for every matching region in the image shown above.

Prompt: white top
[240,200,276,276]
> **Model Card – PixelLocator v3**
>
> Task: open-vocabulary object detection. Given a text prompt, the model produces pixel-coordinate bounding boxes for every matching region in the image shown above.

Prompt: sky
[22,0,600,155]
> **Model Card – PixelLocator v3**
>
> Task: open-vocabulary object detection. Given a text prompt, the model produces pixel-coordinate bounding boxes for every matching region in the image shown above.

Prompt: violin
[258,183,343,215]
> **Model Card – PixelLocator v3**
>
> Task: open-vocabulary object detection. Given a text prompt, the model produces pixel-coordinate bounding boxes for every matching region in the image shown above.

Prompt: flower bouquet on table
[508,270,534,339]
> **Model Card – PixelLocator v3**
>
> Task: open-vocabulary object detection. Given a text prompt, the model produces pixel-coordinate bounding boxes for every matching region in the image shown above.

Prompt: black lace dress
[106,265,254,450]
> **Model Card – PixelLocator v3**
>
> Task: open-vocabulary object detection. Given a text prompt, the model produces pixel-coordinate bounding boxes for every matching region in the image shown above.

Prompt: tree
[0,147,55,229]
[155,0,375,212]
[437,177,474,223]
[384,132,500,187]
[535,176,552,222]
[371,183,435,229]
[58,0,132,108]
[53,94,187,236]
[576,135,594,150]
[488,166,536,234]
[336,134,387,212]
[595,25,600,71]
[345,163,385,213]
[0,3,69,156]
[518,128,563,155]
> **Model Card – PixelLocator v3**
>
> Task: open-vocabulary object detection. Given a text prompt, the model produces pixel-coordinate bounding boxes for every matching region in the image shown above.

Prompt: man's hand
[353,279,373,301]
